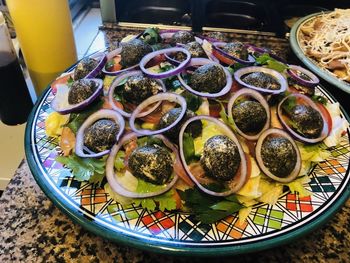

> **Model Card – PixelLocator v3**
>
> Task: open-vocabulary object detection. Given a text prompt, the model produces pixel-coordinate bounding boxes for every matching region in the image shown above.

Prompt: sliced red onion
[177,58,232,98]
[51,78,103,114]
[159,30,202,44]
[212,42,255,65]
[179,115,248,196]
[196,35,222,43]
[287,65,320,88]
[75,109,125,158]
[101,47,139,76]
[129,92,187,135]
[255,128,301,183]
[164,43,219,66]
[234,66,288,94]
[277,93,329,144]
[227,88,270,141]
[85,52,108,79]
[108,70,166,118]
[140,47,191,79]
[106,132,179,198]
[245,44,286,63]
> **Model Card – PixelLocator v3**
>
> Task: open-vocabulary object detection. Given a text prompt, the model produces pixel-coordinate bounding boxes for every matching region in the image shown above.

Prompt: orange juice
[7,0,77,95]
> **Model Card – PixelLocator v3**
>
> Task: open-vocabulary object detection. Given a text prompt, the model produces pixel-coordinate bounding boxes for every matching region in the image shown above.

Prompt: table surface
[0,28,349,263]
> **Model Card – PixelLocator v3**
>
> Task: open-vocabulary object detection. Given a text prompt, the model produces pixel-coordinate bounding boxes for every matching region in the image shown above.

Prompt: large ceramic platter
[290,12,350,94]
[25,74,350,256]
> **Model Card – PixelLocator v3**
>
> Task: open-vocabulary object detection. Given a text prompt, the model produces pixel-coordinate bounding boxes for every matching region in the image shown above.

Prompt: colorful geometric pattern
[29,87,350,247]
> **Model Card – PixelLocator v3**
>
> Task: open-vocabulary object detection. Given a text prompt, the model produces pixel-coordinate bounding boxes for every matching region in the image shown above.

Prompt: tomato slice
[212,48,234,65]
[102,96,124,110]
[51,73,73,95]
[106,55,122,72]
[316,102,332,135]
[209,102,222,118]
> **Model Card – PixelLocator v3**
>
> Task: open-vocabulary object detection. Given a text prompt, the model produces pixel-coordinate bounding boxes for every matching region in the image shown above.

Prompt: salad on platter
[46,28,349,224]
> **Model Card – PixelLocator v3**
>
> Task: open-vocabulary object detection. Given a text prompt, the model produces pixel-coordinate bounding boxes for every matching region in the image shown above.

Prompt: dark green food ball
[120,39,152,68]
[128,144,173,185]
[74,57,99,80]
[200,135,241,181]
[68,79,97,105]
[222,42,248,60]
[84,119,119,153]
[190,64,226,93]
[289,105,324,138]
[158,108,202,142]
[171,31,195,44]
[123,74,163,104]
[174,41,207,62]
[261,136,297,178]
[242,72,281,90]
[232,100,267,133]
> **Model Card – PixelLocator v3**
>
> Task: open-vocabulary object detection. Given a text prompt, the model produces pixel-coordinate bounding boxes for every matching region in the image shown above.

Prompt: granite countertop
[0,160,349,262]
[0,28,349,262]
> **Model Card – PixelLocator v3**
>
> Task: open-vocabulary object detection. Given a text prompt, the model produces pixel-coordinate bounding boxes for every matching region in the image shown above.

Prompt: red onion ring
[245,44,286,63]
[277,93,329,144]
[255,128,301,183]
[101,47,139,76]
[139,47,191,79]
[75,109,125,158]
[212,42,255,65]
[129,92,187,136]
[196,35,222,43]
[234,66,288,94]
[287,65,320,88]
[107,70,166,118]
[227,88,271,141]
[164,43,219,66]
[51,78,103,114]
[84,52,108,79]
[106,132,179,198]
[177,58,232,98]
[178,115,248,196]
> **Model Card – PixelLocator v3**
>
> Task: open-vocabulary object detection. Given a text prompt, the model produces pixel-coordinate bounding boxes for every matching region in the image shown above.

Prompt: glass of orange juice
[7,0,77,96]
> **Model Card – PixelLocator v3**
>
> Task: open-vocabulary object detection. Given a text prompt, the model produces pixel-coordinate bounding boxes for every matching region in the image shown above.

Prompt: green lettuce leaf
[179,188,243,224]
[56,153,105,182]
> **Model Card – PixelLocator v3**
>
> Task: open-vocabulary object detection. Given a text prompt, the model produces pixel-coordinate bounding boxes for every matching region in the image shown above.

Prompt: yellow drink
[7,0,77,95]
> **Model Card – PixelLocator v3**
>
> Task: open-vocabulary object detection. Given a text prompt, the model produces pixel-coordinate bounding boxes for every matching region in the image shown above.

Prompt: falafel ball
[128,144,173,185]
[242,72,281,90]
[232,100,267,133]
[222,42,248,60]
[84,119,119,152]
[120,39,152,68]
[289,105,324,138]
[68,79,97,105]
[123,74,163,104]
[190,64,226,93]
[171,31,196,44]
[261,136,297,178]
[200,135,241,181]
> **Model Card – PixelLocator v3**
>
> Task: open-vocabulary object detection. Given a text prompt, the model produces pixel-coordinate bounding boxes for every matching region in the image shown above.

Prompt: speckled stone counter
[1,28,350,263]
[0,160,349,262]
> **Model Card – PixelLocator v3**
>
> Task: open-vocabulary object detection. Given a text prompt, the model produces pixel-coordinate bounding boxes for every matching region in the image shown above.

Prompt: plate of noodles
[290,9,350,94]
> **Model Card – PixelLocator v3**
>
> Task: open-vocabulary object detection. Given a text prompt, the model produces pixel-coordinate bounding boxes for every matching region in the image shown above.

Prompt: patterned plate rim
[290,12,350,94]
[25,76,350,257]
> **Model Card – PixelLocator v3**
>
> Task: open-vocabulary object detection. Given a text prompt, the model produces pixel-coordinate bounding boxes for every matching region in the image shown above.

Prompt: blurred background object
[6,0,78,96]
[99,0,350,36]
